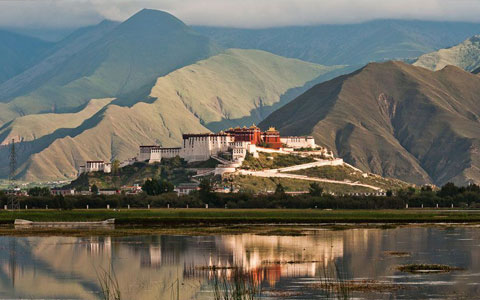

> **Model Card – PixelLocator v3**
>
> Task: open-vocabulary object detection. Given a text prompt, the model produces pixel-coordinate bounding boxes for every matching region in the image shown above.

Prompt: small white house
[174,183,199,195]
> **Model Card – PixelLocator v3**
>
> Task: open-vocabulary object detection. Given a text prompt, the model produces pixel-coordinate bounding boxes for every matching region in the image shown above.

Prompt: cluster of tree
[27,187,51,197]
[1,181,479,210]
[142,179,174,196]
[398,182,480,208]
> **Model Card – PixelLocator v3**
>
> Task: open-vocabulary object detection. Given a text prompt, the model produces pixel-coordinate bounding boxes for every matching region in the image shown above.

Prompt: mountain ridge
[195,20,480,65]
[260,61,480,186]
[0,9,220,125]
[0,49,342,180]
[413,34,480,72]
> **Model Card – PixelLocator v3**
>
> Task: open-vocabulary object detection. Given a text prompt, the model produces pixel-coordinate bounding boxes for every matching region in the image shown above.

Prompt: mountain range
[195,20,480,65]
[0,48,341,180]
[260,61,480,186]
[0,30,52,85]
[414,35,480,72]
[0,9,219,125]
[0,9,479,185]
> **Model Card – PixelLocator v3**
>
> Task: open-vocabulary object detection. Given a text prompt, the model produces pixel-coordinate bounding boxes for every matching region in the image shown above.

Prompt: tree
[28,187,50,197]
[199,178,214,201]
[159,180,174,194]
[438,182,459,198]
[308,183,323,196]
[275,183,286,196]
[142,179,174,196]
[91,184,99,194]
[112,159,120,175]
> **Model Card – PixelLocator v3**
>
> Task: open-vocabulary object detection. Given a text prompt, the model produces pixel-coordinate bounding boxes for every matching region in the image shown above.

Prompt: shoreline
[2,208,480,223]
[1,209,480,236]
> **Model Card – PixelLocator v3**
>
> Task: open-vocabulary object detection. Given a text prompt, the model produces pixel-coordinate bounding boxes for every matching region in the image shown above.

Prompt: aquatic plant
[317,263,351,300]
[95,265,121,300]
[212,267,262,300]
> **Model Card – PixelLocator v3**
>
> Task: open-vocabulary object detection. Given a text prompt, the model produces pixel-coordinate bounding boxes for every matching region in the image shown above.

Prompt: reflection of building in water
[85,237,112,255]
[183,233,344,287]
[140,246,162,267]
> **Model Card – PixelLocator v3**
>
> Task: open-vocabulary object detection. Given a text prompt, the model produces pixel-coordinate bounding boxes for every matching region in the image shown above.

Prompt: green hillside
[0,49,342,181]
[0,20,119,103]
[0,9,220,125]
[260,61,480,186]
[0,98,113,145]
[414,35,480,71]
[0,30,52,84]
[195,20,480,65]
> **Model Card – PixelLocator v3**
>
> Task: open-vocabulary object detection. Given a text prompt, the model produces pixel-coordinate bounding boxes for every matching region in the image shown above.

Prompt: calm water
[0,226,480,299]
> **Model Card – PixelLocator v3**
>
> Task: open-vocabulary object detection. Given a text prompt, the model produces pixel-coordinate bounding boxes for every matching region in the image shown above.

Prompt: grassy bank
[2,209,480,225]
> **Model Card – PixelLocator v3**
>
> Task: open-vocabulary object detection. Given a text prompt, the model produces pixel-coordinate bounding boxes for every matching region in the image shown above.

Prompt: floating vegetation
[256,229,306,236]
[309,279,402,293]
[383,251,411,257]
[196,265,237,271]
[262,290,304,297]
[262,260,322,265]
[397,264,464,273]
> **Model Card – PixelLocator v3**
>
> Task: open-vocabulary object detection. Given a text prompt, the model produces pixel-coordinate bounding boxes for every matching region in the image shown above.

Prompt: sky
[1,0,480,29]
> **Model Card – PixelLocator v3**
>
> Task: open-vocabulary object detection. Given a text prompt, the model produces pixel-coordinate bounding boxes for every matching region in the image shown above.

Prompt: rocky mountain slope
[260,62,480,186]
[195,20,480,65]
[0,49,341,180]
[413,35,480,72]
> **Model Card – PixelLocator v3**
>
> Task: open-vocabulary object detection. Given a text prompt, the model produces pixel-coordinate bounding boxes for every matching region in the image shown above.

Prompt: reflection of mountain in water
[1,228,480,299]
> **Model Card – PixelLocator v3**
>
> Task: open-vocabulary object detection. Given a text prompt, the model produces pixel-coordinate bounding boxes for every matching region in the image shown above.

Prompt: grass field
[2,209,480,225]
[231,175,374,193]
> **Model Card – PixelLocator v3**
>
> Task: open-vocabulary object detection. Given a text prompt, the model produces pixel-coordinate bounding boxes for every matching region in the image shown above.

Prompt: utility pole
[9,139,16,182]
[8,139,19,210]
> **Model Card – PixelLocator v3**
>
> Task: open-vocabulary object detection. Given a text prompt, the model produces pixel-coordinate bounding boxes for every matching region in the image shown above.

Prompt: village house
[78,161,112,175]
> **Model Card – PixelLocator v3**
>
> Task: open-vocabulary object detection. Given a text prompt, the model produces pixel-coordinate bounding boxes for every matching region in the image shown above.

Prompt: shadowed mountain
[0,9,220,125]
[0,30,52,84]
[260,61,480,186]
[0,20,119,102]
[195,20,480,66]
[414,35,480,72]
[0,49,343,180]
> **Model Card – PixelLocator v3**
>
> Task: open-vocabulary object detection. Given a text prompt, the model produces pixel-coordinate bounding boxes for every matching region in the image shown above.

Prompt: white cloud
[1,0,480,29]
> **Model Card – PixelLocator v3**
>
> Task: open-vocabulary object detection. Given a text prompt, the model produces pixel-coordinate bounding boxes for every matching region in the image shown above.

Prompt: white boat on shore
[14,219,115,228]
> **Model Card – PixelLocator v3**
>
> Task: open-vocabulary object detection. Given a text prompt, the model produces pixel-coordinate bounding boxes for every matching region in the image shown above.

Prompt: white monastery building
[135,126,328,164]
[78,126,331,176]
[78,161,111,175]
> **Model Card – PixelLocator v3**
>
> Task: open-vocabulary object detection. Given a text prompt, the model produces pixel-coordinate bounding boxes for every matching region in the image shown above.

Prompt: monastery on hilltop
[137,125,319,164]
[78,125,331,176]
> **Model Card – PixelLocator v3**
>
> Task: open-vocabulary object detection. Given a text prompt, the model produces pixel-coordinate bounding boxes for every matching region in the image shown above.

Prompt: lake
[0,226,479,299]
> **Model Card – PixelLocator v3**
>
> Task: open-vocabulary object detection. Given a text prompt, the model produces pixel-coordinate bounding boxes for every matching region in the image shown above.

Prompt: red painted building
[262,127,282,149]
[226,125,282,149]
[226,125,262,144]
